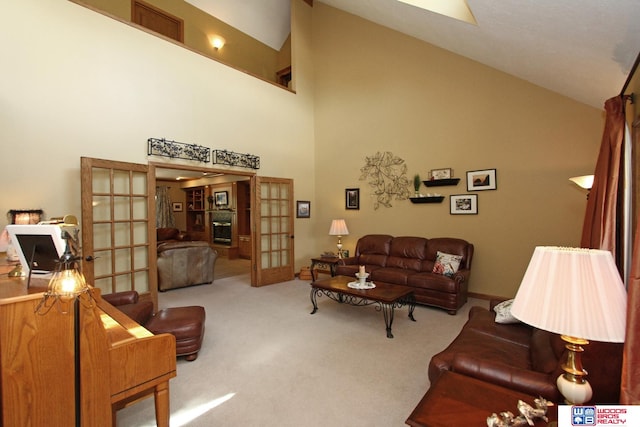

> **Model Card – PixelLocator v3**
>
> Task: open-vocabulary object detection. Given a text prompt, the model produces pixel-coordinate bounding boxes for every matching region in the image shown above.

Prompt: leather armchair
[157,241,218,291]
[102,290,154,325]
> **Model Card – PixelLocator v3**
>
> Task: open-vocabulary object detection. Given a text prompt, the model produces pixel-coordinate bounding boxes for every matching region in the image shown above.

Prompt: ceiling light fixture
[395,0,477,25]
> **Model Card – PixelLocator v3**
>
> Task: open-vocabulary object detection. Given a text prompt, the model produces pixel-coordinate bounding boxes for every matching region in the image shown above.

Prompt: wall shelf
[410,196,445,204]
[424,178,460,187]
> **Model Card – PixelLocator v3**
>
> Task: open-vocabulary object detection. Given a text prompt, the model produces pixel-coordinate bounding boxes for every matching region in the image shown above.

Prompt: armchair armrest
[452,353,561,402]
[102,290,139,306]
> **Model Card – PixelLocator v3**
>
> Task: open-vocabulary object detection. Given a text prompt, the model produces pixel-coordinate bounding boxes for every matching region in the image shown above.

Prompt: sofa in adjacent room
[335,234,474,314]
[157,241,218,291]
[428,300,623,404]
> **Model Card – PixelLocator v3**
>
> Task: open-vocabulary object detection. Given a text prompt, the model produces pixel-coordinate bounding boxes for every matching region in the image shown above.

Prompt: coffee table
[310,275,416,338]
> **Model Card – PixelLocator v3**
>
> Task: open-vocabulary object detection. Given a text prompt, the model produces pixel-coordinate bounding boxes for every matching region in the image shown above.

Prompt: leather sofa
[157,241,218,291]
[157,227,190,245]
[428,300,623,404]
[335,234,473,314]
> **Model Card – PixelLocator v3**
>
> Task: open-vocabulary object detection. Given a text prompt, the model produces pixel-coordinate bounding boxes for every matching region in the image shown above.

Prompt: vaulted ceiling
[189,0,640,109]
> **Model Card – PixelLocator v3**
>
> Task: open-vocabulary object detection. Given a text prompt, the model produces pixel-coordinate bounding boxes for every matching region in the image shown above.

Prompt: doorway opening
[153,163,253,280]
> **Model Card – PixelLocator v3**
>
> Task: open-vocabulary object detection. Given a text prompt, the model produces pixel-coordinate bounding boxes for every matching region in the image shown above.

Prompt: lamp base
[557,374,593,405]
[557,335,593,404]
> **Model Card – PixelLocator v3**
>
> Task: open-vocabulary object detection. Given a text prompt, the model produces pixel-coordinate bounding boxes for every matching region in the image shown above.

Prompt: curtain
[156,186,175,228]
[580,96,625,252]
[621,222,640,403]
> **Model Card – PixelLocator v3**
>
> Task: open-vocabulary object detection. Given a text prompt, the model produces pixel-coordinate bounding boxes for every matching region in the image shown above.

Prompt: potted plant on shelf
[413,174,422,197]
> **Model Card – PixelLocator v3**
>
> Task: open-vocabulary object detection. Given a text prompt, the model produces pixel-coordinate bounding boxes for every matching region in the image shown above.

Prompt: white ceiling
[188,0,640,108]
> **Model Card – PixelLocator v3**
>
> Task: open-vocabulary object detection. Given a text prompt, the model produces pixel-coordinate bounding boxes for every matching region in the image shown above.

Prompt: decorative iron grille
[212,149,260,169]
[147,138,211,163]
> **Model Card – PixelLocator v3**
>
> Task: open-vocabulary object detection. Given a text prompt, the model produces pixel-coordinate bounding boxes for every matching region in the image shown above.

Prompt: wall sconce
[328,219,349,259]
[211,35,226,50]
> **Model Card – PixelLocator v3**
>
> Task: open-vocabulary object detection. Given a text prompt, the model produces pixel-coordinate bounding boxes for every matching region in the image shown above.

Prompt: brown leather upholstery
[156,227,190,243]
[336,235,473,314]
[102,290,154,325]
[146,306,206,361]
[103,291,206,361]
[429,303,623,404]
[157,241,218,291]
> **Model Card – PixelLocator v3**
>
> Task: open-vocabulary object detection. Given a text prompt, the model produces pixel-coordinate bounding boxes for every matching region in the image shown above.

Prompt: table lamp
[328,219,349,258]
[511,246,627,405]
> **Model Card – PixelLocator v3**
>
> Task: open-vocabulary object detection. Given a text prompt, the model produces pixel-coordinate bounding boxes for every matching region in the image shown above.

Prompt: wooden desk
[406,371,558,427]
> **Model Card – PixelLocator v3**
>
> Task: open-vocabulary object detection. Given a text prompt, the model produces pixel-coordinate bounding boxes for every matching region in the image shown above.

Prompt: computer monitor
[6,224,67,276]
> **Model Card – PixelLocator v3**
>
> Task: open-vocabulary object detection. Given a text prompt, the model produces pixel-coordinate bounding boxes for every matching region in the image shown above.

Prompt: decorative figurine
[487,397,553,427]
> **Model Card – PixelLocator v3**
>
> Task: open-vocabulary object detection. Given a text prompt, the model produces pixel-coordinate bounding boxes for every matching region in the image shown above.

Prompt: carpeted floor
[116,274,488,426]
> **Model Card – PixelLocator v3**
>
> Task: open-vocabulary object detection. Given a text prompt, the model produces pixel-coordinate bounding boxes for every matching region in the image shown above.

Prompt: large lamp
[511,246,627,405]
[328,219,349,258]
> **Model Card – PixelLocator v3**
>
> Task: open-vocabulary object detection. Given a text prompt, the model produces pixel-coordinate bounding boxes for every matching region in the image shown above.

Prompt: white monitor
[6,224,67,276]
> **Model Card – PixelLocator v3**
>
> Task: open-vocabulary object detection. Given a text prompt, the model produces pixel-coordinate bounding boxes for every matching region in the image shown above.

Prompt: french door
[80,157,157,307]
[252,177,295,286]
[81,158,294,298]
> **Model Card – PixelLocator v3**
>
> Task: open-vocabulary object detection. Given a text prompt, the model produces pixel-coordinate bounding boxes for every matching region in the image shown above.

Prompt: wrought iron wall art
[212,149,260,169]
[359,151,411,209]
[147,138,211,163]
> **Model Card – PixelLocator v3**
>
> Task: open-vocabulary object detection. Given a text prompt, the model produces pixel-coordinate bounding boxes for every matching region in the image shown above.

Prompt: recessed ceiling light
[395,0,477,25]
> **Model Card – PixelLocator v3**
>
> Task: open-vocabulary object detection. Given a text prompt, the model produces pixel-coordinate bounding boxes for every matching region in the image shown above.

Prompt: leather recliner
[157,241,218,291]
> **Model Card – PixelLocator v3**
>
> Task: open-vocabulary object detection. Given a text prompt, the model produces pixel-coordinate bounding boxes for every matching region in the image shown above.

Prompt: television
[6,224,67,277]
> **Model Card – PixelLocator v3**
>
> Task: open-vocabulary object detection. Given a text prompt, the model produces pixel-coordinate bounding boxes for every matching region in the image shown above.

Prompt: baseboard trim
[468,292,509,301]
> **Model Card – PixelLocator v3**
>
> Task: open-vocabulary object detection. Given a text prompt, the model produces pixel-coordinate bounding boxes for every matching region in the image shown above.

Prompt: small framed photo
[430,168,452,180]
[450,194,478,215]
[172,202,183,212]
[214,191,228,206]
[467,169,497,191]
[297,200,311,218]
[345,188,360,210]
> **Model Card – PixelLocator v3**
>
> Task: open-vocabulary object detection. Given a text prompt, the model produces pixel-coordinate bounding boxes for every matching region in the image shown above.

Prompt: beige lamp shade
[511,246,627,342]
[328,219,349,236]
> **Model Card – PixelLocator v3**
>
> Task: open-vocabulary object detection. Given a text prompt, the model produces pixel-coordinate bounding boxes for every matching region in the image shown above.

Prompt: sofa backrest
[386,236,428,271]
[355,234,393,267]
[423,238,474,271]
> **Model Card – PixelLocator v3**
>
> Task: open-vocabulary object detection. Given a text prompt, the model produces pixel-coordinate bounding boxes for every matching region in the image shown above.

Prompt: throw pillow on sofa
[493,299,520,324]
[432,251,462,277]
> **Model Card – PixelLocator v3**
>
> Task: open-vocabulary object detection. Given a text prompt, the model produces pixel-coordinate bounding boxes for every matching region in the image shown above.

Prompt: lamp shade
[328,219,349,236]
[511,246,627,343]
[569,175,594,190]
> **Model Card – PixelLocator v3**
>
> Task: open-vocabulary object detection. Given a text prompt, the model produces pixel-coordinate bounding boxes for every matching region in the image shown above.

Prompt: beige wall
[2,1,608,299]
[76,0,284,82]
[311,4,604,298]
[0,0,316,269]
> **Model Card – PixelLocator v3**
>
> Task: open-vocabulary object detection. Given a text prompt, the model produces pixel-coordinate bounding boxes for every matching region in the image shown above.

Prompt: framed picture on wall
[345,188,360,210]
[450,194,478,215]
[297,200,311,218]
[172,202,183,212]
[467,169,497,191]
[214,191,228,206]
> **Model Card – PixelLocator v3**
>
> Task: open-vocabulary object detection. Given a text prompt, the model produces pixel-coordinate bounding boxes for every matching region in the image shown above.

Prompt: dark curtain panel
[580,96,625,252]
[621,223,640,403]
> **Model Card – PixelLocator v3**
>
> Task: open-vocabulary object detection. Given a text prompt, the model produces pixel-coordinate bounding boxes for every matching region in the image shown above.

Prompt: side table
[310,256,341,281]
[406,371,557,427]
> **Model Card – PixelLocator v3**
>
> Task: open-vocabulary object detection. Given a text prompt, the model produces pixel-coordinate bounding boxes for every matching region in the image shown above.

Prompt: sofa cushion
[432,251,462,277]
[529,329,560,374]
[462,306,532,347]
[493,299,520,324]
[370,268,413,285]
[385,236,427,271]
[407,272,459,293]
